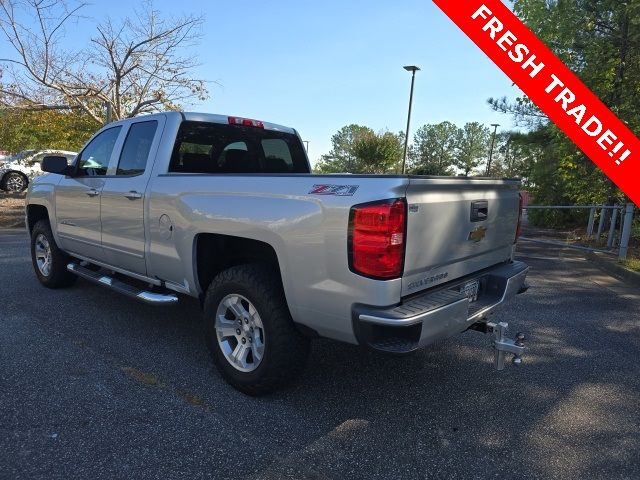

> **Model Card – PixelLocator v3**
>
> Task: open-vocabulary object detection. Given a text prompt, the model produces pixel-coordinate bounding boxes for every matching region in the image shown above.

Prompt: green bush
[528,208,589,229]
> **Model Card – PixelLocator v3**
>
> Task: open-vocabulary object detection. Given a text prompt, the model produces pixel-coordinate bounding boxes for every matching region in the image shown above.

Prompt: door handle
[86,189,100,197]
[124,191,143,200]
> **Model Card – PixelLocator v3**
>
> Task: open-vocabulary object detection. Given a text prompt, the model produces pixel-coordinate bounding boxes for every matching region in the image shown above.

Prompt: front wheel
[203,264,310,395]
[30,220,77,288]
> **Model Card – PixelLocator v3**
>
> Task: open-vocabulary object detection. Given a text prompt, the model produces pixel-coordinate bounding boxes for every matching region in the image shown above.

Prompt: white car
[0,149,77,193]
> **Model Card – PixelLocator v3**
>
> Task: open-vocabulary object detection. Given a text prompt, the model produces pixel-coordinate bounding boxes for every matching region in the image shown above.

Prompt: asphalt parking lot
[1,229,639,480]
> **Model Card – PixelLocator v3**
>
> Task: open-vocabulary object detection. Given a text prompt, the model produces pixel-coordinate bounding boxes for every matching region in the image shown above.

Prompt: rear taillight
[515,193,523,243]
[349,199,406,279]
[228,116,264,128]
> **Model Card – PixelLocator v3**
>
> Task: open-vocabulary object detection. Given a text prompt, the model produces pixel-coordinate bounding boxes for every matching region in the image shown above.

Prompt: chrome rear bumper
[352,261,529,353]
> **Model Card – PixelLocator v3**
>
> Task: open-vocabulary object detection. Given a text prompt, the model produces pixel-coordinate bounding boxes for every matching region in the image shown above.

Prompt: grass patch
[621,258,640,272]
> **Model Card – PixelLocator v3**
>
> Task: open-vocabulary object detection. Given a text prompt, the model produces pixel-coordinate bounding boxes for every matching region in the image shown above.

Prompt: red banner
[433,0,640,206]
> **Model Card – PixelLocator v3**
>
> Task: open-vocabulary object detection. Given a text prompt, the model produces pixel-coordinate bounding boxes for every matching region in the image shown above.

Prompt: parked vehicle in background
[25,112,528,395]
[0,149,77,193]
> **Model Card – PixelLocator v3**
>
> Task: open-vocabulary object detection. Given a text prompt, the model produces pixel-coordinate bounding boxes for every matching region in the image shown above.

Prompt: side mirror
[41,156,71,175]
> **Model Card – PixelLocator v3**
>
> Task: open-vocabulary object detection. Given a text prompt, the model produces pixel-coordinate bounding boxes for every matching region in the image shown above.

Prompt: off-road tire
[30,220,77,288]
[203,264,310,395]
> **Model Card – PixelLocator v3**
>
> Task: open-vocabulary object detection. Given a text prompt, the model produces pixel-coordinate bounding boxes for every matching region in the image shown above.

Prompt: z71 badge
[309,184,359,196]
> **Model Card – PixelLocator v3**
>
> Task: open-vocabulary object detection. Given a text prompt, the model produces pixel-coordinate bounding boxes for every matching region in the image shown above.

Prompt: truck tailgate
[402,177,520,297]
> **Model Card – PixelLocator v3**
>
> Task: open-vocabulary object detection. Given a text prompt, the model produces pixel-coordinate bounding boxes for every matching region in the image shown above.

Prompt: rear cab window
[169,121,308,174]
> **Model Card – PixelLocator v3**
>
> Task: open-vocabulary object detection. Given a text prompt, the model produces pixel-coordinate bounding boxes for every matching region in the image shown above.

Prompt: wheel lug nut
[236,329,241,335]
[250,326,254,332]
[241,337,246,344]
[244,318,249,324]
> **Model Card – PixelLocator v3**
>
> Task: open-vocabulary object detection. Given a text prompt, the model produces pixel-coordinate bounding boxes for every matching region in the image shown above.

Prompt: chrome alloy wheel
[6,174,25,192]
[215,294,266,372]
[34,233,52,277]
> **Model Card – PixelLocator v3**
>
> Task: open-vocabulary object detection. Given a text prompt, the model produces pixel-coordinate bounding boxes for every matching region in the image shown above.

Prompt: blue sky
[35,0,521,164]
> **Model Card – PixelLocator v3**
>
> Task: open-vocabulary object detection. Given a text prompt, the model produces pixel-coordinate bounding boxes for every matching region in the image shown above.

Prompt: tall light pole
[486,123,500,176]
[401,65,420,174]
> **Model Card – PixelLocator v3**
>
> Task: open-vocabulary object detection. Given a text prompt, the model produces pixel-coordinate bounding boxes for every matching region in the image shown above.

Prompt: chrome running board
[67,263,178,305]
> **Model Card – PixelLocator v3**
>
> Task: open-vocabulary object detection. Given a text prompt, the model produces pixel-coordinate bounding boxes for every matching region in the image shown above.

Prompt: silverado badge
[468,226,487,242]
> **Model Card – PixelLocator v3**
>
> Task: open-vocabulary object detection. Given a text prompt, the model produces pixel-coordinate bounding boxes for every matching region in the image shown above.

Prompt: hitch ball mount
[469,320,526,369]
[487,321,525,370]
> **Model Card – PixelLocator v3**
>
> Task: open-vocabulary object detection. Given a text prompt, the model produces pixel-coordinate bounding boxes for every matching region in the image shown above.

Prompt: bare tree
[0,0,209,123]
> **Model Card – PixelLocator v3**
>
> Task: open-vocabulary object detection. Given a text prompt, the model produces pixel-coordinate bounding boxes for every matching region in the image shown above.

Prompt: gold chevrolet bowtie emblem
[468,226,487,242]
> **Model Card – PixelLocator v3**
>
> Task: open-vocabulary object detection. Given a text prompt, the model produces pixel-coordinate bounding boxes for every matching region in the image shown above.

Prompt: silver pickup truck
[25,112,529,395]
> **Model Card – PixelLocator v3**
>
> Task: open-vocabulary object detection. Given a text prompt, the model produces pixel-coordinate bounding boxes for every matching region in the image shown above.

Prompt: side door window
[76,127,122,176]
[116,121,159,176]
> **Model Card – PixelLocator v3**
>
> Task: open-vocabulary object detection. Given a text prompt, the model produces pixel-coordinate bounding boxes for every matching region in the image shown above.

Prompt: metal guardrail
[522,203,635,260]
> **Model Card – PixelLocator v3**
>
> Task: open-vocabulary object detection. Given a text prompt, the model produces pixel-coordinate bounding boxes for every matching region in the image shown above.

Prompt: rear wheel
[203,264,310,395]
[2,172,28,192]
[30,220,77,288]
[214,293,267,372]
